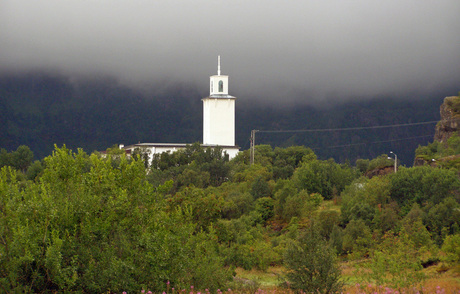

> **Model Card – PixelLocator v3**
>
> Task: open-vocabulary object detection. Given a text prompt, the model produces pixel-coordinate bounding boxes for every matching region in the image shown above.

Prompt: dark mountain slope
[0,72,451,164]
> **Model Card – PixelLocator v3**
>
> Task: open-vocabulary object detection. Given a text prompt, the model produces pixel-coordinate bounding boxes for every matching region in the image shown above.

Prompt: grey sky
[1,0,459,104]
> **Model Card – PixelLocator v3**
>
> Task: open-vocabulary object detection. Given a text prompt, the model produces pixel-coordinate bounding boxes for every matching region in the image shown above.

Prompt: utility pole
[250,130,259,165]
[390,151,398,173]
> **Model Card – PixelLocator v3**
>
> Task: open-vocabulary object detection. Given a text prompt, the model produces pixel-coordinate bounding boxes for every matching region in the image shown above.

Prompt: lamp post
[250,130,259,165]
[390,151,397,173]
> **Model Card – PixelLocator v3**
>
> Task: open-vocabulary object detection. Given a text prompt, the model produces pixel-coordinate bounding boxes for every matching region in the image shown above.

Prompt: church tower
[203,56,236,146]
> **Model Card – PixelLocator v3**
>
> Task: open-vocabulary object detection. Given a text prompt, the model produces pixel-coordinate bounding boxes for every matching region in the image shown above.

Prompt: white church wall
[122,143,239,162]
[203,97,235,146]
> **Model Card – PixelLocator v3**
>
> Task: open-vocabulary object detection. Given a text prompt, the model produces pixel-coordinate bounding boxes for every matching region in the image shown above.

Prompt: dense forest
[0,72,453,164]
[1,127,459,292]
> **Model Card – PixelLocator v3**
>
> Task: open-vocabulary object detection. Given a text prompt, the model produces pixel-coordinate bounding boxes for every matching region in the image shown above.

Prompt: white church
[120,56,240,160]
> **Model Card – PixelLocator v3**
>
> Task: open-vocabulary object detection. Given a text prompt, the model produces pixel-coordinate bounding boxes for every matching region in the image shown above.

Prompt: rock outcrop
[365,165,394,178]
[413,157,437,167]
[414,95,460,168]
[434,96,460,143]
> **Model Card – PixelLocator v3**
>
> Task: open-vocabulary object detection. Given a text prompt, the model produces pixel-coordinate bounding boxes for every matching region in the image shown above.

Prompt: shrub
[356,231,426,291]
[441,233,460,264]
[283,228,343,293]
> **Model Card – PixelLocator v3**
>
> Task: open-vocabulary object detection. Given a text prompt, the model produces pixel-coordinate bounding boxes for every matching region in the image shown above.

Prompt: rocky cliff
[434,96,460,143]
[414,95,460,167]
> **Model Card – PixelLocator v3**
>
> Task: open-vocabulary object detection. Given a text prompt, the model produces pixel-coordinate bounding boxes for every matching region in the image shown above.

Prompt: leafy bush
[283,228,343,293]
[293,158,358,200]
[342,219,373,256]
[367,154,394,171]
[389,166,460,214]
[0,146,232,293]
[441,233,460,264]
[356,231,426,291]
[340,176,391,227]
[424,197,460,245]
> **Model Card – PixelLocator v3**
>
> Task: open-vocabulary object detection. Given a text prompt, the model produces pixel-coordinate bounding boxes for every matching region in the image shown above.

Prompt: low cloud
[1,0,459,105]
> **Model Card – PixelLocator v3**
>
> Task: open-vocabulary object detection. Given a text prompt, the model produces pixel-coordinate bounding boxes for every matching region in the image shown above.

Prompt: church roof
[205,94,236,99]
[123,143,239,149]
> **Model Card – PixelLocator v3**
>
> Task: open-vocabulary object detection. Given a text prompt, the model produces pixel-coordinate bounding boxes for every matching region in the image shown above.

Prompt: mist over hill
[0,72,453,164]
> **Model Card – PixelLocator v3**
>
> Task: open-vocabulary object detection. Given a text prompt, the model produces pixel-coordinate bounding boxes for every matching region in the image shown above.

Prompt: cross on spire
[217,55,221,75]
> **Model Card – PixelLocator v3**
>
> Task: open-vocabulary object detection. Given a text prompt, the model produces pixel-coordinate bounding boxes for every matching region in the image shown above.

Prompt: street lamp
[390,151,397,173]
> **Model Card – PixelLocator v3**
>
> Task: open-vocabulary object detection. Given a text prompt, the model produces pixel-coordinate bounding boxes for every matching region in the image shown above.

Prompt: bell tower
[203,56,236,146]
[209,56,229,96]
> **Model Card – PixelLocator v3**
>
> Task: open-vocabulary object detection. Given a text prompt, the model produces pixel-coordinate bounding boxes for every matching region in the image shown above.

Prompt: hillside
[0,72,451,164]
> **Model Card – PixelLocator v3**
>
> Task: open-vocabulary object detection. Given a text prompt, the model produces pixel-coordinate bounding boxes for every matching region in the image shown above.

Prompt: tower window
[219,80,223,92]
[211,81,213,92]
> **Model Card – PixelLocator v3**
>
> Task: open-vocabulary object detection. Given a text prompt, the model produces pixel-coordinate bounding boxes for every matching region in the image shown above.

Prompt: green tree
[132,147,151,169]
[367,154,394,171]
[441,233,460,264]
[389,166,460,214]
[0,148,12,167]
[254,197,275,223]
[357,231,426,291]
[293,158,357,200]
[12,145,34,172]
[250,176,271,199]
[26,160,44,181]
[424,197,460,245]
[340,176,391,227]
[355,158,369,173]
[149,143,231,190]
[273,146,315,180]
[342,219,373,256]
[284,227,344,293]
[0,146,232,293]
[0,145,34,173]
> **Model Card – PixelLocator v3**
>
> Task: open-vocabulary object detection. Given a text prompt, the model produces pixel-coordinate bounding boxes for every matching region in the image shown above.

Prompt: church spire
[209,55,229,96]
[217,55,221,76]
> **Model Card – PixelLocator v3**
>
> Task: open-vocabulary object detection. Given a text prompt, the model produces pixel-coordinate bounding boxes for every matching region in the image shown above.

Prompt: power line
[311,134,435,150]
[249,119,440,155]
[257,120,439,134]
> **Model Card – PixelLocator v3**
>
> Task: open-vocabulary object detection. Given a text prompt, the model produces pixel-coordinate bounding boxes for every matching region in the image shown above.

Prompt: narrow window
[211,81,213,92]
[219,80,223,92]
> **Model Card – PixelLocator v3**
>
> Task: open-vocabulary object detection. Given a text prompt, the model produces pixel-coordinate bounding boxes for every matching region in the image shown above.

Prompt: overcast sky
[1,0,459,105]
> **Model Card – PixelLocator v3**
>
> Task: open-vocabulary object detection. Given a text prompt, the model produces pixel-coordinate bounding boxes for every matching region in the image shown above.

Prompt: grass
[230,262,460,293]
[233,266,283,288]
